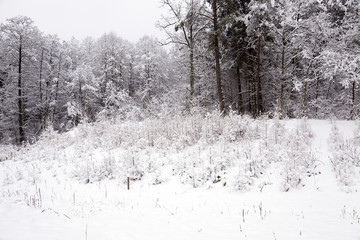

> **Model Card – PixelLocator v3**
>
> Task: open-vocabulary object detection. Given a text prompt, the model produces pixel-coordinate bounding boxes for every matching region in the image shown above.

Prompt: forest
[1,1,360,239]
[0,0,359,144]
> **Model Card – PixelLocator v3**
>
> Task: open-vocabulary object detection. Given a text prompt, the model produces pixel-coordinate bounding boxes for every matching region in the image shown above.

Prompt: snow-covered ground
[0,117,359,240]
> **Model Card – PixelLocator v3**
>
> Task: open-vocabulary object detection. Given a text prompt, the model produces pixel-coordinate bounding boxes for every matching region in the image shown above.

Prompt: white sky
[0,0,167,43]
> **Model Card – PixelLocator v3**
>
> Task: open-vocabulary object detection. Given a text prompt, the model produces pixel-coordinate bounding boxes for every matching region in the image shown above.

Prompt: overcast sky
[0,0,167,42]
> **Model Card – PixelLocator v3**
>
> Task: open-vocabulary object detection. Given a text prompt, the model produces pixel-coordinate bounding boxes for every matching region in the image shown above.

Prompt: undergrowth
[0,112,319,194]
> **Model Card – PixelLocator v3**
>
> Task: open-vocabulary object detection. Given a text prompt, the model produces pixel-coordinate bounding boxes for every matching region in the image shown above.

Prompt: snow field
[0,115,360,240]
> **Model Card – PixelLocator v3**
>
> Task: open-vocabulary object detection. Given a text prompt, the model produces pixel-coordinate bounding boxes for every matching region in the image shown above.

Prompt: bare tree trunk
[236,63,243,114]
[248,63,257,117]
[43,49,54,126]
[18,37,25,143]
[302,61,312,118]
[229,83,234,109]
[302,82,308,117]
[212,0,225,114]
[79,80,83,110]
[39,48,44,130]
[128,58,134,97]
[52,53,62,122]
[189,43,195,97]
[189,1,195,98]
[256,36,263,116]
[314,76,320,117]
[251,73,257,117]
[101,52,108,107]
[279,29,285,118]
[352,80,355,109]
[326,80,332,100]
[350,80,356,119]
[146,61,152,101]
[244,60,252,114]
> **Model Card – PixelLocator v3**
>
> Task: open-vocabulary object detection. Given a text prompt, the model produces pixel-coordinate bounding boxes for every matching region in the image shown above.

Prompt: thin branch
[199,13,214,22]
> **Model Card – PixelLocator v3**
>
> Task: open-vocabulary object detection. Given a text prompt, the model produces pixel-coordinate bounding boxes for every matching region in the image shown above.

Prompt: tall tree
[67,64,99,125]
[245,0,275,116]
[210,0,225,113]
[341,0,360,119]
[159,0,208,99]
[323,0,360,119]
[135,36,171,109]
[219,0,250,114]
[0,16,41,143]
[95,33,126,109]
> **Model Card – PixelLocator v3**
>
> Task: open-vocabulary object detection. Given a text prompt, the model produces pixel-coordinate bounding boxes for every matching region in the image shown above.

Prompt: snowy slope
[0,118,359,240]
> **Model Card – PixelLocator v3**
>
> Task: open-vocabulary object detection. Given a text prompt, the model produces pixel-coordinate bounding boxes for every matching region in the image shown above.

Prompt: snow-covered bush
[262,117,287,164]
[231,169,254,191]
[222,111,249,142]
[0,144,17,162]
[328,120,360,189]
[277,119,317,191]
[252,117,317,192]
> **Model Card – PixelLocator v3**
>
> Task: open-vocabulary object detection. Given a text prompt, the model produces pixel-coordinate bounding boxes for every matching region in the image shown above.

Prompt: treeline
[0,0,359,144]
[0,17,175,143]
[159,0,359,118]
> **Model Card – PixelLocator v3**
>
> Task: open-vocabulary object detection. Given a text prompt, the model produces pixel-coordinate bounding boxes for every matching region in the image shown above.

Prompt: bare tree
[158,0,208,98]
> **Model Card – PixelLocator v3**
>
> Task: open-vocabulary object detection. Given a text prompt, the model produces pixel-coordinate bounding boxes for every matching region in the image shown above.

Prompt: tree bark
[189,0,195,97]
[256,36,263,116]
[251,67,257,117]
[189,42,195,97]
[79,80,83,109]
[350,80,356,119]
[39,48,44,130]
[212,0,225,114]
[352,80,355,109]
[243,59,252,114]
[302,60,313,118]
[302,82,308,117]
[18,36,25,143]
[236,63,243,114]
[314,76,320,117]
[279,28,285,118]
